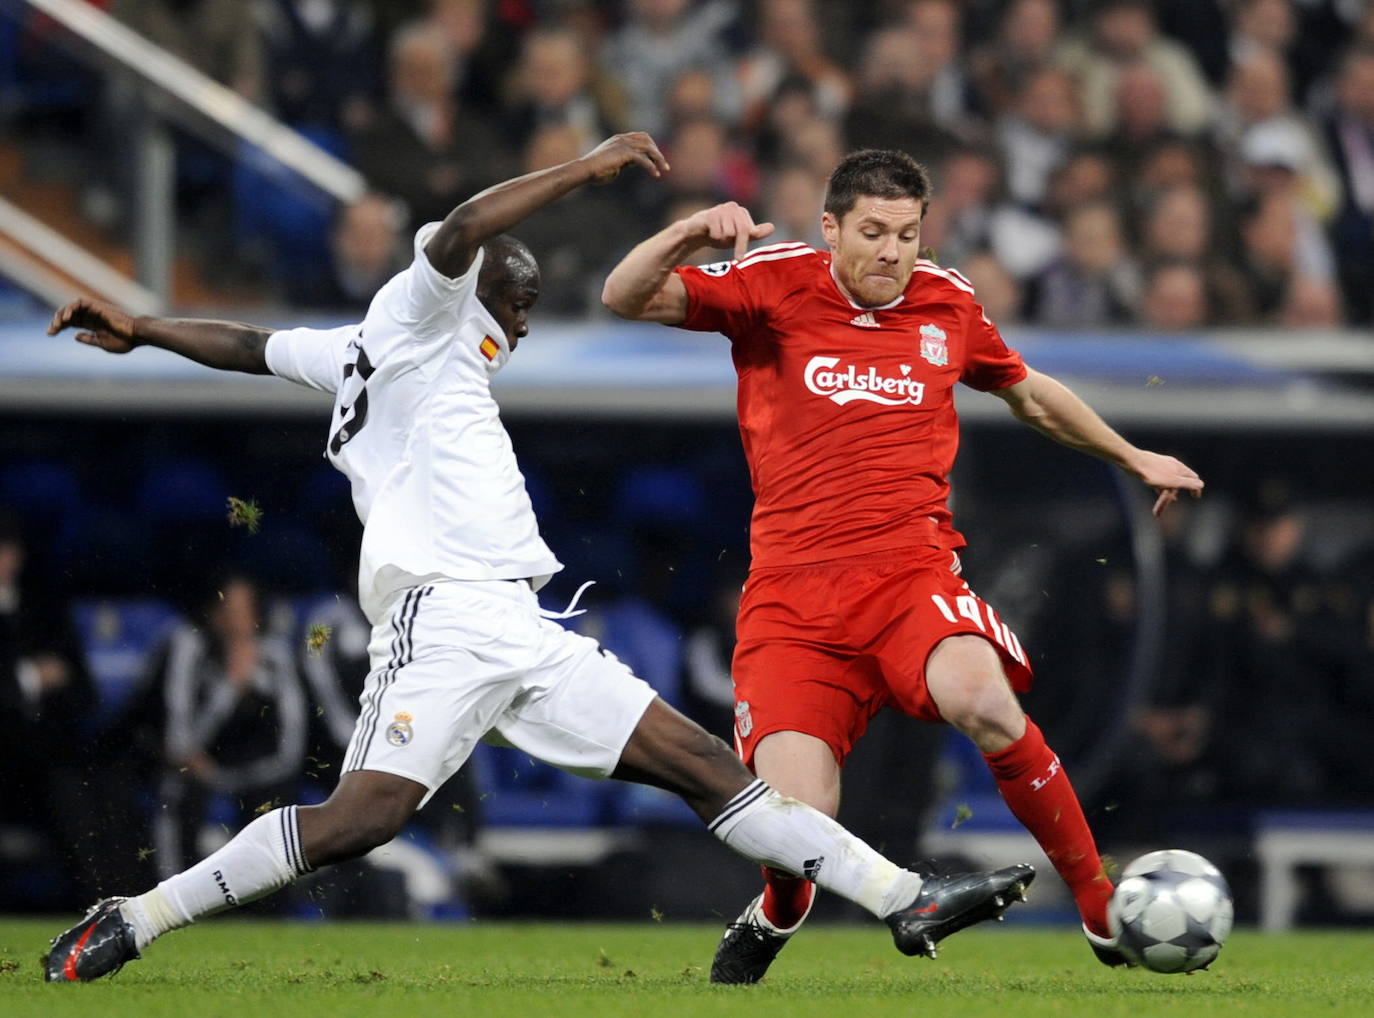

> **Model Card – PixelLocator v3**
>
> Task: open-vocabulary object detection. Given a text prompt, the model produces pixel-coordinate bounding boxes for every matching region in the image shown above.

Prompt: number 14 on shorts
[929,593,1028,667]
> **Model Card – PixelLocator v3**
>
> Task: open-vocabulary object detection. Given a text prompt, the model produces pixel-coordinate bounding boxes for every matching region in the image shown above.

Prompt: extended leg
[44,770,426,982]
[613,698,1033,979]
[926,636,1115,953]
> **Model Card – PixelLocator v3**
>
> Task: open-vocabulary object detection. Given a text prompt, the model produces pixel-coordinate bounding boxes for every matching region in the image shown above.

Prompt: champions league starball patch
[386,711,415,747]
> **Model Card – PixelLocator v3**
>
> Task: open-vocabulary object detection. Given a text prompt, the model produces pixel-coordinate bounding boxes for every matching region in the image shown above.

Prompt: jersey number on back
[328,343,375,455]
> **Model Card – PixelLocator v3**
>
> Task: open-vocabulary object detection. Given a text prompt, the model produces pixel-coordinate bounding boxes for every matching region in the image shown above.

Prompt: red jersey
[676,243,1027,568]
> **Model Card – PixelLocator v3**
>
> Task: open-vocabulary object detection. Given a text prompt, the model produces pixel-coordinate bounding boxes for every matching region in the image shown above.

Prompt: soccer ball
[1108,849,1234,973]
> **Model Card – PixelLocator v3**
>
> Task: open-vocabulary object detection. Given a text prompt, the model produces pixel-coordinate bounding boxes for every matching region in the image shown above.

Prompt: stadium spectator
[778,115,847,186]
[661,117,758,207]
[1138,183,1255,323]
[1218,49,1340,222]
[1105,61,1174,157]
[954,250,1023,324]
[256,0,381,134]
[901,0,973,130]
[0,510,103,907]
[1321,46,1374,324]
[843,25,961,162]
[424,0,522,111]
[762,164,827,248]
[1023,202,1139,328]
[1128,135,1214,203]
[662,68,727,132]
[1206,487,1332,805]
[1056,0,1215,139]
[918,147,1002,269]
[995,66,1082,207]
[503,28,627,155]
[348,21,510,229]
[599,0,740,137]
[737,0,852,133]
[1237,189,1335,320]
[148,574,307,877]
[286,193,409,311]
[967,0,1062,121]
[1278,274,1343,327]
[1140,260,1210,330]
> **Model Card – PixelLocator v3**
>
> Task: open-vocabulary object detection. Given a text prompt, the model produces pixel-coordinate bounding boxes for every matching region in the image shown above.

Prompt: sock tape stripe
[708,780,770,834]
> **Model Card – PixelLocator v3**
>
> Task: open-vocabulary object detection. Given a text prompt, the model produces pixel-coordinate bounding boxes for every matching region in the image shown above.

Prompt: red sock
[759,865,815,930]
[982,718,1113,937]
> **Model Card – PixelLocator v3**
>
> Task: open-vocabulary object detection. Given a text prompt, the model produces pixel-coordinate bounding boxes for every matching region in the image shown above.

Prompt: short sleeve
[393,223,484,332]
[676,259,762,338]
[359,224,490,360]
[264,325,355,393]
[960,300,1027,392]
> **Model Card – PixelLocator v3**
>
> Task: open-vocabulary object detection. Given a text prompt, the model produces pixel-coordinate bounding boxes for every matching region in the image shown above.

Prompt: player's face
[489,283,539,351]
[822,196,924,308]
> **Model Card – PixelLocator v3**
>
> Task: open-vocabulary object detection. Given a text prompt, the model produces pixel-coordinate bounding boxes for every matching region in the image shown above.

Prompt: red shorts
[730,547,1033,768]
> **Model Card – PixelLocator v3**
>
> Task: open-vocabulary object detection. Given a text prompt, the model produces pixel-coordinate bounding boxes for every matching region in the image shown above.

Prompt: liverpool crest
[919,323,949,367]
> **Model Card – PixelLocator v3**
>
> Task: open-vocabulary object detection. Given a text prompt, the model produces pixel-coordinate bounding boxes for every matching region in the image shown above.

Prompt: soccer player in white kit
[43,133,1032,984]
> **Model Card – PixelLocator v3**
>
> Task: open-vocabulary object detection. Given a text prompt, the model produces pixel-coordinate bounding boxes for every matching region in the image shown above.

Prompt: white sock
[121,805,313,950]
[709,780,924,919]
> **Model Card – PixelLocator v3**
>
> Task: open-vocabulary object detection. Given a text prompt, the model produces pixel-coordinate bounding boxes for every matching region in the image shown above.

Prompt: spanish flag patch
[479,336,500,361]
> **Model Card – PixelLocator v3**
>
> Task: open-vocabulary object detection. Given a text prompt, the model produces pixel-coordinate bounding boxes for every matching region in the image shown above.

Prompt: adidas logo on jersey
[849,311,880,328]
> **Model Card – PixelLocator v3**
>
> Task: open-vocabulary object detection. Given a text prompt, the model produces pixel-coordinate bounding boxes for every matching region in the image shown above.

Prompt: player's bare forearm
[48,298,272,373]
[133,316,273,373]
[996,369,1134,465]
[996,368,1203,514]
[601,220,702,323]
[427,131,668,279]
[604,201,775,322]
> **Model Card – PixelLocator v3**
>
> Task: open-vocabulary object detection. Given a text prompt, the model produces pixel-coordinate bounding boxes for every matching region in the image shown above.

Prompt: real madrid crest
[386,711,414,747]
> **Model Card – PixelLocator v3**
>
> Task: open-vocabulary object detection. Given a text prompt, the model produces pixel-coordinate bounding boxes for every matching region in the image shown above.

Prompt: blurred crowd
[6,0,1374,325]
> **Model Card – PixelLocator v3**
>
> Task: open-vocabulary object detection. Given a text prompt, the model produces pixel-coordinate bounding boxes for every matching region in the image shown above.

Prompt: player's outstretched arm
[602,201,776,324]
[993,367,1203,517]
[47,298,273,374]
[425,131,669,279]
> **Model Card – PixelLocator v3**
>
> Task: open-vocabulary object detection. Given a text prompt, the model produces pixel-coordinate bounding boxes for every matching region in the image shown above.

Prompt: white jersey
[265,224,562,622]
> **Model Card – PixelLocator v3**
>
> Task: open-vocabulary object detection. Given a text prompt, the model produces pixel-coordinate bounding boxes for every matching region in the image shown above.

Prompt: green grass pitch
[3,919,1372,1018]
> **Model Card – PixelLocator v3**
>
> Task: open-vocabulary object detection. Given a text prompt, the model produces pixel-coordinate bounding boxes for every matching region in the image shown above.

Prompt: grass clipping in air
[226,496,263,534]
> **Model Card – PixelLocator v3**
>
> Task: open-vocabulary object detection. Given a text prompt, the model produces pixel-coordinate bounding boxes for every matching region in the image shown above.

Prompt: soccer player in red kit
[603,149,1204,983]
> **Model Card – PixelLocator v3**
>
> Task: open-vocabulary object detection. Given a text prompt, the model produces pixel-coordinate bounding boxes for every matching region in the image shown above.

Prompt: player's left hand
[581,132,670,185]
[1129,451,1204,516]
[47,298,139,354]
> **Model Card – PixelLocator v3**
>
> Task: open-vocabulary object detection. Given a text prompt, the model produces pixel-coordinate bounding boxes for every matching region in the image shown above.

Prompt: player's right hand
[581,132,671,184]
[47,298,139,354]
[685,202,776,260]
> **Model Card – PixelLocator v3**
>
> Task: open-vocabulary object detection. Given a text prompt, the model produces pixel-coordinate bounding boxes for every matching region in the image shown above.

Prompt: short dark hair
[478,234,538,296]
[824,149,933,220]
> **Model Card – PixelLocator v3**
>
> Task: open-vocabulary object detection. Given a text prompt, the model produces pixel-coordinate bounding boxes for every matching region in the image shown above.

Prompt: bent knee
[927,637,1022,740]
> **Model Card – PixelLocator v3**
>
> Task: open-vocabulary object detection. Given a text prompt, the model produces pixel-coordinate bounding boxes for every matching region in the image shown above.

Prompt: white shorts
[341,578,658,806]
